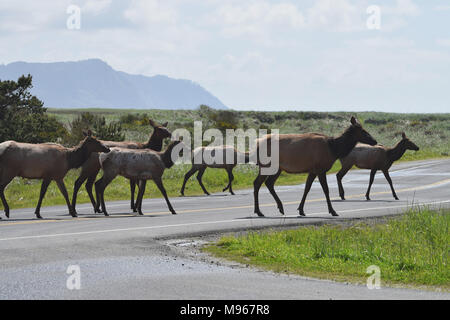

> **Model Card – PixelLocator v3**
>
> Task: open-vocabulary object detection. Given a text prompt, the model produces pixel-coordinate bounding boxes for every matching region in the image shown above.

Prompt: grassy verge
[204,209,450,290]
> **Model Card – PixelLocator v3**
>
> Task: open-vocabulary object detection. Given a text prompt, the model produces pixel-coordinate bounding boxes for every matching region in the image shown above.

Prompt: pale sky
[0,0,449,112]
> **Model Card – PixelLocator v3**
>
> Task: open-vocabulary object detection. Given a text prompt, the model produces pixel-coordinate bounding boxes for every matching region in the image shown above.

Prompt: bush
[65,112,125,146]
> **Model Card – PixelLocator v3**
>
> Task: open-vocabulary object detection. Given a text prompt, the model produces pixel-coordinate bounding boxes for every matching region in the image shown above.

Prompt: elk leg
[95,177,108,216]
[298,173,316,216]
[180,167,197,196]
[383,170,399,200]
[130,179,138,212]
[72,172,89,215]
[86,174,101,213]
[223,168,235,195]
[56,179,76,217]
[154,177,176,215]
[0,185,9,219]
[253,172,268,217]
[366,169,377,201]
[265,170,283,215]
[0,175,14,218]
[95,174,115,216]
[197,167,210,196]
[336,164,351,200]
[318,173,338,216]
[35,179,51,219]
[135,180,146,215]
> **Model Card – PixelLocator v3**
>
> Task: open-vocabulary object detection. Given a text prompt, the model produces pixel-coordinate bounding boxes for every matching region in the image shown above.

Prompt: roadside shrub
[65,112,125,146]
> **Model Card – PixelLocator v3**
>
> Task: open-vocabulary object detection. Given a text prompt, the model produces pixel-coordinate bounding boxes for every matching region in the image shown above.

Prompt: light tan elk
[336,132,419,201]
[94,140,182,216]
[180,146,250,196]
[0,131,110,219]
[71,120,171,215]
[253,117,377,217]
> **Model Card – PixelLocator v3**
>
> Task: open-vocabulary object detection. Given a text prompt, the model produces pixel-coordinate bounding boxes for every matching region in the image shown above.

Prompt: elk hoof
[366,196,371,201]
[70,211,78,218]
[35,213,43,219]
[278,207,285,215]
[330,211,339,217]
[394,196,399,201]
[171,211,177,215]
[5,210,9,219]
[340,195,346,200]
[180,192,185,197]
[298,210,306,217]
[230,191,235,195]
[255,211,264,217]
[103,212,109,217]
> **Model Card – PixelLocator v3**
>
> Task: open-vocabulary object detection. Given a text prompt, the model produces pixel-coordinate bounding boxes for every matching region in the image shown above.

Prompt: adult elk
[336,132,419,201]
[253,117,377,217]
[0,131,110,219]
[95,140,182,216]
[180,146,250,196]
[71,120,171,215]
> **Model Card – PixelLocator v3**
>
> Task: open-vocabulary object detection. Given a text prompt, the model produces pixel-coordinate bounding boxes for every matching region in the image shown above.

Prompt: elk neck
[387,140,407,163]
[328,127,358,159]
[161,142,178,169]
[67,140,90,169]
[144,130,164,151]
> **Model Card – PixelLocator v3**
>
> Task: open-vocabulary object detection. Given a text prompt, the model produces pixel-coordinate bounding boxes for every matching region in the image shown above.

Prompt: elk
[71,120,171,215]
[253,117,377,217]
[180,146,250,196]
[0,131,110,219]
[94,140,182,216]
[336,132,419,201]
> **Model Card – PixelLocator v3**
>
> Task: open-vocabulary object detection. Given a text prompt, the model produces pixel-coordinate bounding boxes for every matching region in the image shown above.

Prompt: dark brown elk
[180,146,249,196]
[253,117,377,217]
[0,131,110,219]
[94,140,182,216]
[71,120,171,215]
[336,132,419,201]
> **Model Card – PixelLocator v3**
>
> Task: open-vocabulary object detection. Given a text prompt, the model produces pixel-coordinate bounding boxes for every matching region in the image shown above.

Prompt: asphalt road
[0,159,449,300]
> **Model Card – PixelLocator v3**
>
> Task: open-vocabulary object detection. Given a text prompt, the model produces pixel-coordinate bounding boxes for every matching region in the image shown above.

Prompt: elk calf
[337,132,419,201]
[71,120,171,215]
[0,131,110,219]
[95,140,182,216]
[180,146,249,196]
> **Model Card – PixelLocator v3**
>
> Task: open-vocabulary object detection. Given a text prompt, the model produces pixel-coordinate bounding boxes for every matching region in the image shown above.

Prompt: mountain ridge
[0,59,226,110]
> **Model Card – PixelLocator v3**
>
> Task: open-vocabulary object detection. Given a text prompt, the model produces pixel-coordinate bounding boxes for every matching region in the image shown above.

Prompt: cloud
[306,0,362,32]
[209,1,304,37]
[123,0,177,26]
[436,38,450,47]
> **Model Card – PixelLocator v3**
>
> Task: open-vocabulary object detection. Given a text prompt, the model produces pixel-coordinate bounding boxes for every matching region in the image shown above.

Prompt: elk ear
[350,116,357,125]
[402,132,406,139]
[149,119,156,128]
[162,122,168,127]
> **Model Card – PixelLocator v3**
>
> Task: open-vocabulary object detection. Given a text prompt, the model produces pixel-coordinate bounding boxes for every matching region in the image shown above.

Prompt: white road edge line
[0,199,449,242]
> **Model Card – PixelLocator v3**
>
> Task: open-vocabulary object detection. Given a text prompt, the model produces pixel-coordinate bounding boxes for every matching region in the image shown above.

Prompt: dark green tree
[0,75,67,143]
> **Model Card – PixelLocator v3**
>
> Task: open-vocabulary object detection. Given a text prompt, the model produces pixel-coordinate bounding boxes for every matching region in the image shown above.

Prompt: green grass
[205,209,450,289]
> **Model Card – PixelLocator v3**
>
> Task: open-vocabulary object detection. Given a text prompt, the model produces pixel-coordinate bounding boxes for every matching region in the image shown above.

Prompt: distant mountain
[0,59,226,109]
